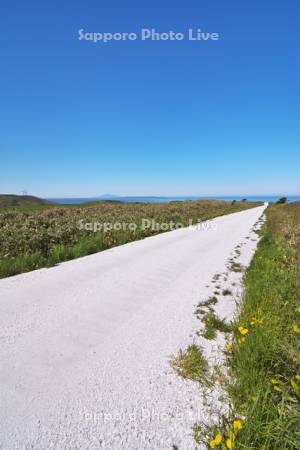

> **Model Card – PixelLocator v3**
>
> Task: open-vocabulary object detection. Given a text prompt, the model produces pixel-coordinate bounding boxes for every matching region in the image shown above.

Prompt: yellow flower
[271,378,282,385]
[226,438,234,449]
[226,342,233,351]
[238,326,249,336]
[295,375,300,381]
[237,337,245,345]
[214,434,222,445]
[292,324,300,334]
[295,307,300,313]
[233,419,243,432]
[210,433,222,447]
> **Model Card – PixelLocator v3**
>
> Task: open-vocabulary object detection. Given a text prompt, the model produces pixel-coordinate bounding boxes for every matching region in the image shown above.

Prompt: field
[0,200,260,278]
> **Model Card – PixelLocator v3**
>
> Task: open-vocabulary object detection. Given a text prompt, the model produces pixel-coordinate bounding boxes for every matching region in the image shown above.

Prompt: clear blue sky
[1,0,299,197]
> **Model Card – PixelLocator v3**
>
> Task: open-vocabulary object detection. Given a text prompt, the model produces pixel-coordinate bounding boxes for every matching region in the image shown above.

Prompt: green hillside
[0,194,54,208]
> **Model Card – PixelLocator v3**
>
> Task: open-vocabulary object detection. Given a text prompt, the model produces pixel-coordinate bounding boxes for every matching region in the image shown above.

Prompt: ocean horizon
[49,195,300,205]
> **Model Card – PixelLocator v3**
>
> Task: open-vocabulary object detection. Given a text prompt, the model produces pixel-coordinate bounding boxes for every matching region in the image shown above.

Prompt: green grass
[216,203,300,449]
[171,344,209,385]
[0,253,48,278]
[201,312,232,340]
[49,234,107,262]
[195,295,232,340]
[195,296,218,319]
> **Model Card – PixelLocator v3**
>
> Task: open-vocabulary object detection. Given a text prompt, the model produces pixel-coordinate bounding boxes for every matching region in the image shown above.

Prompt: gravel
[0,204,266,450]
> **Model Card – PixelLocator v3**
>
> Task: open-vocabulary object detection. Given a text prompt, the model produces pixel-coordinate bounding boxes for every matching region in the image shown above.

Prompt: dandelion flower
[233,419,243,431]
[238,326,249,335]
[214,434,222,444]
[210,433,222,447]
[226,438,234,449]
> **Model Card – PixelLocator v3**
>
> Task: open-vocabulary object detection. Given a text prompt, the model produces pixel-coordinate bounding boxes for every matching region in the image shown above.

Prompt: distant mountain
[96,193,120,200]
[0,195,55,208]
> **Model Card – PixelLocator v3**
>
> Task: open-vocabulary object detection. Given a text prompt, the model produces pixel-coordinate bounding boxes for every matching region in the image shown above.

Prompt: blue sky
[1,0,299,197]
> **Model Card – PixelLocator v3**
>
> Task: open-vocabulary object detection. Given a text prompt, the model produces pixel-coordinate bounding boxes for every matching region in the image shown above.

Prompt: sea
[49,196,300,205]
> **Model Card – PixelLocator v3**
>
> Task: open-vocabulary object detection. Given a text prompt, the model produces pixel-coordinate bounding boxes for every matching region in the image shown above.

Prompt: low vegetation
[222,289,232,296]
[208,203,300,449]
[276,196,287,204]
[0,199,260,278]
[171,345,210,385]
[195,295,232,340]
[195,296,218,317]
[201,312,232,340]
[228,261,243,273]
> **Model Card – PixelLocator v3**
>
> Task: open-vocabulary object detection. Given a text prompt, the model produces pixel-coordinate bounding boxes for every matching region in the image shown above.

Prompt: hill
[0,195,55,208]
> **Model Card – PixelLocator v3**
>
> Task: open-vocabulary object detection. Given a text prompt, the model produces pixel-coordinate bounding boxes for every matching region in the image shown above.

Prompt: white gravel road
[0,204,266,450]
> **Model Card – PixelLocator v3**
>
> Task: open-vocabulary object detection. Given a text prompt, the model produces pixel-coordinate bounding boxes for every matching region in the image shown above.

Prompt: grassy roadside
[214,203,300,449]
[0,200,260,278]
[171,203,300,449]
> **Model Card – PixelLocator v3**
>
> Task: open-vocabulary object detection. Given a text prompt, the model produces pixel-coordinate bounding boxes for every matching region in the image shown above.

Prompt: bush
[276,196,287,204]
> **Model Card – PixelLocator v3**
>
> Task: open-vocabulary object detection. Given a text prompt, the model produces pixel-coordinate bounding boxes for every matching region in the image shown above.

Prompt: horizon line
[46,194,299,199]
